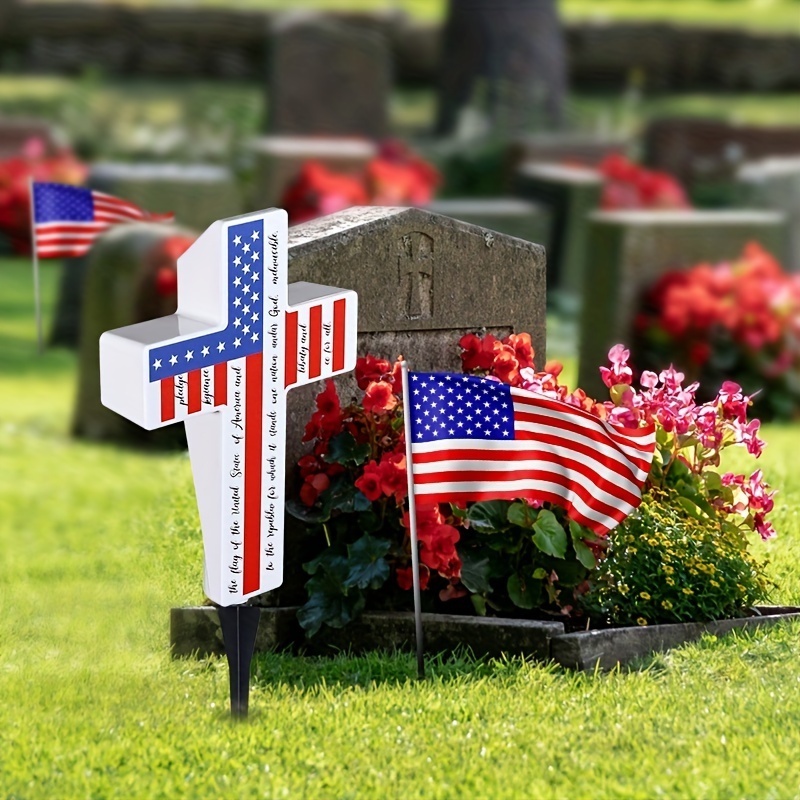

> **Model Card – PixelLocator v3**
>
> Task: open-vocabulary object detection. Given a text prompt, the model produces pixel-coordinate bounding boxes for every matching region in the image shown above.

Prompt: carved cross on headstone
[99,209,358,606]
[398,231,434,320]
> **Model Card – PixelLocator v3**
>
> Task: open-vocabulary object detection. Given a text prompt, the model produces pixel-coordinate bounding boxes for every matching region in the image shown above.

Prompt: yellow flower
[689,568,698,576]
[628,547,638,555]
[666,577,675,586]
[636,617,648,626]
[682,587,693,595]
[710,580,720,588]
[662,565,674,575]
[618,584,629,596]
[640,592,651,601]
[661,600,673,610]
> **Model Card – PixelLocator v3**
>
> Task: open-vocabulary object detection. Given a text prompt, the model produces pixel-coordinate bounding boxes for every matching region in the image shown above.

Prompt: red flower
[303,380,343,442]
[299,472,330,507]
[363,380,398,414]
[460,333,499,372]
[504,333,535,370]
[355,460,383,502]
[355,354,393,390]
[492,349,521,386]
[378,451,408,503]
[281,161,369,225]
[396,564,430,591]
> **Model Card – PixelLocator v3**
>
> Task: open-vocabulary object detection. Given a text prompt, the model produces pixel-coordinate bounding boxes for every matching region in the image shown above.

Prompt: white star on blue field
[149,219,264,381]
[409,373,515,442]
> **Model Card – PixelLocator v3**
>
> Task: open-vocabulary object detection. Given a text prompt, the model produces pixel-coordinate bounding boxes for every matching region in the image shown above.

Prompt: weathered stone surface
[425,197,550,249]
[577,210,788,398]
[551,607,800,671]
[170,606,301,658]
[309,612,564,660]
[249,136,377,209]
[516,163,603,300]
[50,255,88,348]
[738,157,800,272]
[267,12,390,139]
[73,222,196,445]
[89,163,242,233]
[435,0,567,136]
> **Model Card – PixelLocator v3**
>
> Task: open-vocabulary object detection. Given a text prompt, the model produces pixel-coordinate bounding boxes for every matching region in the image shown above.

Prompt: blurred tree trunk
[435,0,567,138]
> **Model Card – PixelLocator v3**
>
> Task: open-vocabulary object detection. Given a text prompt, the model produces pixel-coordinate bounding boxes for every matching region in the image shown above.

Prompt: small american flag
[407,372,656,535]
[32,181,173,259]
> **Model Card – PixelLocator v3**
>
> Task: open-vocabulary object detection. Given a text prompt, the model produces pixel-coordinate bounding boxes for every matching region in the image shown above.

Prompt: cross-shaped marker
[100,209,358,607]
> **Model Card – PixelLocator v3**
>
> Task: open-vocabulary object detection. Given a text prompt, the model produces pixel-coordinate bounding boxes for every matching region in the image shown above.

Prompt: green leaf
[470,594,487,616]
[467,500,511,533]
[459,549,494,594]
[704,471,723,492]
[322,432,371,467]
[507,501,538,530]
[327,475,371,514]
[297,589,366,636]
[344,535,391,590]
[449,503,468,520]
[507,573,537,609]
[676,495,704,520]
[532,509,567,558]
[569,520,596,569]
[286,496,331,525]
[357,509,382,533]
[532,567,547,580]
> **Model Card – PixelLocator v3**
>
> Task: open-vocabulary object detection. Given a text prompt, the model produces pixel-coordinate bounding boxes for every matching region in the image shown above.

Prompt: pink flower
[599,344,633,388]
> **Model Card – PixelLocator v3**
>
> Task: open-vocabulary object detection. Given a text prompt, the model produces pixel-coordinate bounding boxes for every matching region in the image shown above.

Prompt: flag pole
[400,358,425,679]
[29,179,44,355]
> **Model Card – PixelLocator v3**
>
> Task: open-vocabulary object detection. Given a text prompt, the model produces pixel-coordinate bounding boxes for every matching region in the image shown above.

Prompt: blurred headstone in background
[434,0,567,137]
[248,136,377,209]
[738,158,800,272]
[267,12,391,140]
[516,162,603,305]
[577,210,789,398]
[89,163,241,231]
[506,132,630,172]
[644,118,800,199]
[73,223,195,445]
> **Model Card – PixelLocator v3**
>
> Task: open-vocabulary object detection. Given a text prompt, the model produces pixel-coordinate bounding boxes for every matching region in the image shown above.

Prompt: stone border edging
[170,606,800,671]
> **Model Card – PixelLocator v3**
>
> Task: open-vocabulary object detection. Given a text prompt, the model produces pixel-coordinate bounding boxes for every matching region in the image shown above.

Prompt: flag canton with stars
[408,372,515,443]
[149,218,264,382]
[33,183,94,223]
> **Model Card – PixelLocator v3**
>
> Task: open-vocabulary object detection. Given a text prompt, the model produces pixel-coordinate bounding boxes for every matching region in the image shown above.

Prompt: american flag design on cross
[99,209,358,606]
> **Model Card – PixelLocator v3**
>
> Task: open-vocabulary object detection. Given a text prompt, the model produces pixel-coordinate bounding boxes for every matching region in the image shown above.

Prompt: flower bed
[288,334,777,638]
[634,242,800,420]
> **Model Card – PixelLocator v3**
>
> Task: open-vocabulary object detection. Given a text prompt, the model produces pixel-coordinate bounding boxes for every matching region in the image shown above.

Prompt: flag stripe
[243,353,263,595]
[160,377,175,422]
[188,370,201,414]
[285,311,298,387]
[333,298,346,372]
[214,362,227,406]
[309,305,322,379]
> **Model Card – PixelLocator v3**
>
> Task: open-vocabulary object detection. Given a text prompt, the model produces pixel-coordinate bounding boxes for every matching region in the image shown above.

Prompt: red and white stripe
[411,389,656,535]
[35,191,173,259]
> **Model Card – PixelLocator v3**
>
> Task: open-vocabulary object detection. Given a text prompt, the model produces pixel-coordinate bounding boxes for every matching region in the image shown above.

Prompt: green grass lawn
[3,256,800,798]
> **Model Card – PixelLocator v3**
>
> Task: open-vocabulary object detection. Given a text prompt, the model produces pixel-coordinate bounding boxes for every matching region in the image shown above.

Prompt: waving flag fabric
[32,181,173,259]
[407,372,656,535]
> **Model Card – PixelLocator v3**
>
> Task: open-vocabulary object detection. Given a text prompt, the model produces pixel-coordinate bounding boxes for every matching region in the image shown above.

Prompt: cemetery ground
[4,259,800,798]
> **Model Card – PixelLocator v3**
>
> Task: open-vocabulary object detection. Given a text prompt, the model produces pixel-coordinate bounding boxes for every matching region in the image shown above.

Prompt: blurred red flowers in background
[599,154,691,211]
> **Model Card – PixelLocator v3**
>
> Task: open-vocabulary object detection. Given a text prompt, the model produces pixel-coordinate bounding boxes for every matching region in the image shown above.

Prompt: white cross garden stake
[99,208,358,609]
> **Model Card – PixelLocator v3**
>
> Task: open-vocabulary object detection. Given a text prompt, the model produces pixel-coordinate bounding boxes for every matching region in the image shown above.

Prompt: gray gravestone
[260,205,547,606]
[434,0,567,136]
[249,136,377,209]
[425,198,551,250]
[738,157,800,272]
[268,13,390,140]
[516,162,603,303]
[73,222,196,445]
[507,132,630,171]
[89,163,242,232]
[578,210,789,398]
